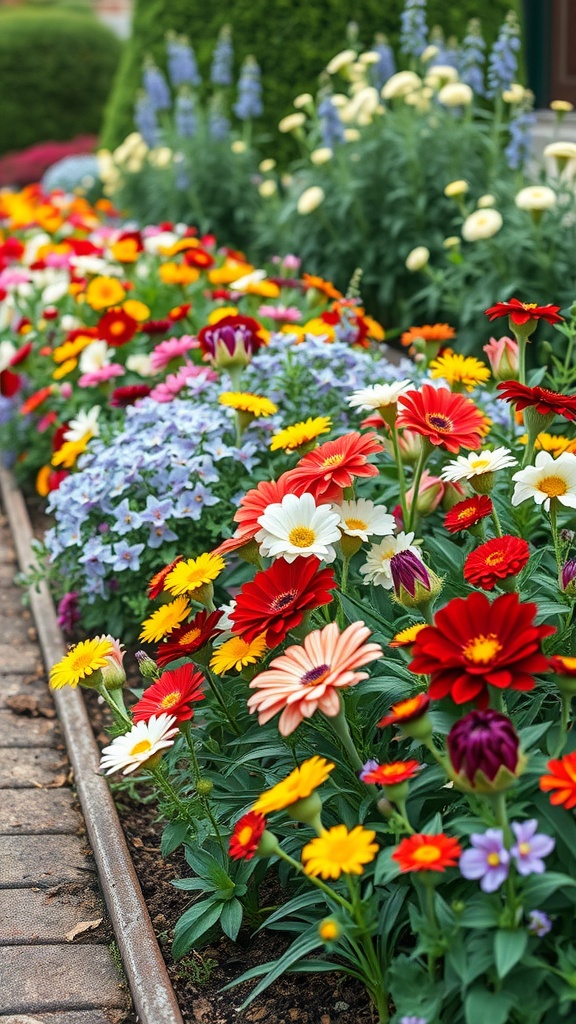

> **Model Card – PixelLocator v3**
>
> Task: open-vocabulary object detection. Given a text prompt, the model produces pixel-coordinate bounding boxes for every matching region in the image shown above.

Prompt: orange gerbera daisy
[540,751,576,809]
[392,833,462,872]
[400,323,456,348]
[302,273,343,300]
[396,384,486,454]
[361,760,422,786]
[377,692,430,729]
[247,621,382,736]
[289,431,384,502]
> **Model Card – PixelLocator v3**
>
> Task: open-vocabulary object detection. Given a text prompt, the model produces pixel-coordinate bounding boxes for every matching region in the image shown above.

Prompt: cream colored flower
[326,49,357,75]
[64,405,101,443]
[477,194,495,208]
[0,340,16,372]
[515,185,557,211]
[297,186,325,215]
[512,451,576,512]
[126,353,154,377]
[341,86,380,124]
[332,499,395,542]
[359,50,380,65]
[544,142,576,161]
[148,147,173,168]
[425,65,459,88]
[256,493,341,563]
[438,82,473,107]
[441,447,517,483]
[420,45,439,64]
[502,83,526,104]
[99,715,179,776]
[444,179,469,198]
[79,341,110,373]
[348,380,413,411]
[344,128,361,142]
[404,87,433,112]
[231,140,247,154]
[462,208,503,241]
[278,112,306,133]
[293,92,313,108]
[360,533,422,589]
[443,236,460,248]
[259,158,276,173]
[550,100,574,113]
[310,147,333,165]
[405,246,430,271]
[259,180,278,198]
[381,70,422,100]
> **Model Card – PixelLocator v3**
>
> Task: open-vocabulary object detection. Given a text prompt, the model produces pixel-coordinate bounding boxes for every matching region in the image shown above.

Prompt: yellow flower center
[462,633,502,664]
[457,508,474,520]
[288,526,316,547]
[322,453,344,467]
[522,302,538,310]
[487,852,501,866]
[392,696,422,716]
[110,321,126,335]
[559,656,576,670]
[179,627,202,645]
[159,690,181,709]
[237,825,254,845]
[539,475,568,498]
[70,649,100,674]
[345,517,368,531]
[412,844,441,864]
[518,842,531,856]
[130,739,152,756]
[485,550,505,567]
[469,458,491,471]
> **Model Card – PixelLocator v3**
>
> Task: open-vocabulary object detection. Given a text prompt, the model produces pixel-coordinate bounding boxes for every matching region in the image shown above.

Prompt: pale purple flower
[527,910,552,938]
[111,540,145,572]
[510,820,555,876]
[400,1017,428,1024]
[359,759,379,782]
[459,829,510,892]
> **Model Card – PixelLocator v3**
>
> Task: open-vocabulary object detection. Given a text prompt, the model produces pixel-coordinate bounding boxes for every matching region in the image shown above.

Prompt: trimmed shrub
[101,0,520,151]
[0,8,122,156]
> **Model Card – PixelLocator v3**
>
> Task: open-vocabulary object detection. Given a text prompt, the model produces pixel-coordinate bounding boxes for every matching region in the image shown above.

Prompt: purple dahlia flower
[448,709,519,784]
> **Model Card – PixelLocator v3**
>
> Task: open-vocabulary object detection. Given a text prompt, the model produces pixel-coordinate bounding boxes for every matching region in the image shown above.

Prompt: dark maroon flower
[110,384,152,408]
[142,318,172,335]
[447,709,520,789]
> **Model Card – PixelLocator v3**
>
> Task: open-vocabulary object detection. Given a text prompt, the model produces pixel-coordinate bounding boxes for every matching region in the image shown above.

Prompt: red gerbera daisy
[463,535,530,591]
[110,384,152,408]
[496,381,576,421]
[289,432,383,502]
[377,692,430,728]
[97,308,139,347]
[230,556,335,647]
[392,833,462,872]
[409,591,554,708]
[396,385,485,454]
[444,495,493,534]
[148,556,183,600]
[229,811,267,860]
[131,663,205,723]
[361,760,422,786]
[485,298,563,326]
[213,471,299,556]
[156,609,223,668]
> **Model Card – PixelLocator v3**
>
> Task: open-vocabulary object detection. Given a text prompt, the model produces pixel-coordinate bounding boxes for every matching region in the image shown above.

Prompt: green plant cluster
[101,0,518,152]
[0,7,122,156]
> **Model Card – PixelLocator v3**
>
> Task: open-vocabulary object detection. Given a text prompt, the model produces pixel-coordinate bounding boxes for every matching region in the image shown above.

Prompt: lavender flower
[399,1018,428,1024]
[317,94,345,149]
[371,35,396,91]
[459,829,510,892]
[111,540,145,573]
[510,820,555,875]
[234,56,263,120]
[487,11,521,97]
[460,18,486,96]
[400,0,428,61]
[210,25,233,86]
[527,910,552,938]
[143,62,171,112]
[134,93,160,149]
[505,104,536,170]
[166,35,201,88]
[209,95,230,140]
[359,759,379,782]
[175,92,196,138]
[447,709,520,790]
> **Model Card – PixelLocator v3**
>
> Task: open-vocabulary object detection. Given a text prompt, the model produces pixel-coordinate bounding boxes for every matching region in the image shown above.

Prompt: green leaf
[220,898,243,941]
[374,847,402,886]
[522,871,576,904]
[465,986,515,1024]
[230,928,322,1008]
[494,929,528,979]
[172,898,223,960]
[460,896,501,929]
[160,820,190,858]
[257,891,322,931]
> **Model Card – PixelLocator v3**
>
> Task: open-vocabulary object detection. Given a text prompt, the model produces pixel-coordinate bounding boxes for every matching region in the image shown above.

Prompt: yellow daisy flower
[139,597,191,643]
[218,392,278,417]
[51,433,92,468]
[389,623,427,648]
[252,756,335,815]
[52,334,94,363]
[50,637,114,690]
[519,432,576,457]
[52,357,78,380]
[302,824,379,879]
[210,633,267,675]
[429,351,491,392]
[164,553,226,597]
[270,416,332,452]
[85,276,126,311]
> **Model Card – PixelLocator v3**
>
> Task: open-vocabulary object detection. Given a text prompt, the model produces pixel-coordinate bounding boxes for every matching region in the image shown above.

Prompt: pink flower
[483,336,519,382]
[78,364,125,388]
[149,365,217,402]
[258,304,302,323]
[149,335,199,372]
[405,470,445,516]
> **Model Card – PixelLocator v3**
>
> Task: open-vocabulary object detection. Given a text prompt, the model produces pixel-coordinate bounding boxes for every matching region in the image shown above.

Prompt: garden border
[0,465,184,1024]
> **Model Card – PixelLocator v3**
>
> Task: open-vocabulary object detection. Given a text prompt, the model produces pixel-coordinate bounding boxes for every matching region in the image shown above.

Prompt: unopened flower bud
[196,778,214,796]
[483,336,519,381]
[135,651,160,680]
[447,709,524,793]
[390,550,443,610]
[99,636,126,690]
[562,559,576,596]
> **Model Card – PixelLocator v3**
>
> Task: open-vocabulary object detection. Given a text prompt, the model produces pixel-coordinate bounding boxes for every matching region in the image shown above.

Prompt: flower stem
[96,682,132,729]
[491,505,503,538]
[274,846,353,913]
[406,443,430,534]
[205,668,242,736]
[147,762,196,826]
[329,699,364,773]
[180,722,226,854]
[390,424,408,525]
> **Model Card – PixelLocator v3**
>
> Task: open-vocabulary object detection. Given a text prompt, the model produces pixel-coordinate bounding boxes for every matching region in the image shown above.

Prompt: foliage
[0,8,121,156]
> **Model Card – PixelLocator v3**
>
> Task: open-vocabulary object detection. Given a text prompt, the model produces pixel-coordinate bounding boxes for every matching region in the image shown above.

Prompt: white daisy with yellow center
[332,498,396,543]
[99,714,179,776]
[441,446,517,483]
[359,532,422,589]
[256,492,341,563]
[347,380,413,411]
[512,450,576,512]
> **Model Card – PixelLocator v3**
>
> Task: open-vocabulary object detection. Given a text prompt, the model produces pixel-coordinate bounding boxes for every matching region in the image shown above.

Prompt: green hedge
[101,0,520,151]
[0,8,122,156]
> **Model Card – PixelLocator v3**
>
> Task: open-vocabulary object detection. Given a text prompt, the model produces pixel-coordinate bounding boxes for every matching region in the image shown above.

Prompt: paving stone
[0,1012,124,1024]
[0,676,51,711]
[0,711,61,748]
[0,888,106,944]
[0,835,94,888]
[0,946,127,1012]
[0,748,68,788]
[0,619,38,645]
[0,646,43,675]
[0,789,78,835]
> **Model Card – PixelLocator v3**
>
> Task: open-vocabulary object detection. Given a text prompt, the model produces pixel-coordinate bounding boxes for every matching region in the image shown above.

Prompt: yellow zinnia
[164,553,225,597]
[252,756,335,815]
[159,262,200,285]
[429,351,491,392]
[270,416,332,452]
[85,276,126,311]
[302,824,379,879]
[51,433,92,468]
[389,623,427,648]
[50,637,114,690]
[218,392,278,417]
[52,358,78,380]
[52,334,94,363]
[210,633,267,675]
[139,597,191,643]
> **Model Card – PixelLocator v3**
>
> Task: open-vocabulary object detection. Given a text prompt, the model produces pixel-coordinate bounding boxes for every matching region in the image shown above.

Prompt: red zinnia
[156,609,223,668]
[230,556,335,647]
[148,556,183,600]
[392,833,462,872]
[131,664,205,723]
[110,384,152,408]
[496,381,576,421]
[229,811,267,861]
[444,495,493,534]
[396,385,485,454]
[463,535,530,591]
[213,471,299,556]
[169,302,192,321]
[97,308,139,347]
[485,298,563,326]
[361,760,422,786]
[377,692,430,728]
[409,591,554,708]
[289,432,383,502]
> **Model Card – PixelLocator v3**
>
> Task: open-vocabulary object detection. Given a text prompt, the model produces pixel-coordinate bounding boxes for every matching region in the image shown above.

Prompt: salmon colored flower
[247,621,382,736]
[540,751,576,808]
[289,431,383,502]
[131,664,205,723]
[396,385,486,454]
[463,535,530,590]
[392,833,462,872]
[400,323,456,348]
[229,811,267,860]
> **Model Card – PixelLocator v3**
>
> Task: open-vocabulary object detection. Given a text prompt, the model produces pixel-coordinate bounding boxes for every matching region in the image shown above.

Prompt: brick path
[0,511,131,1024]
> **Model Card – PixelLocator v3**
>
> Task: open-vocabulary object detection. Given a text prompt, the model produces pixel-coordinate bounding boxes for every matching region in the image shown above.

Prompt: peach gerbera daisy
[247,621,383,735]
